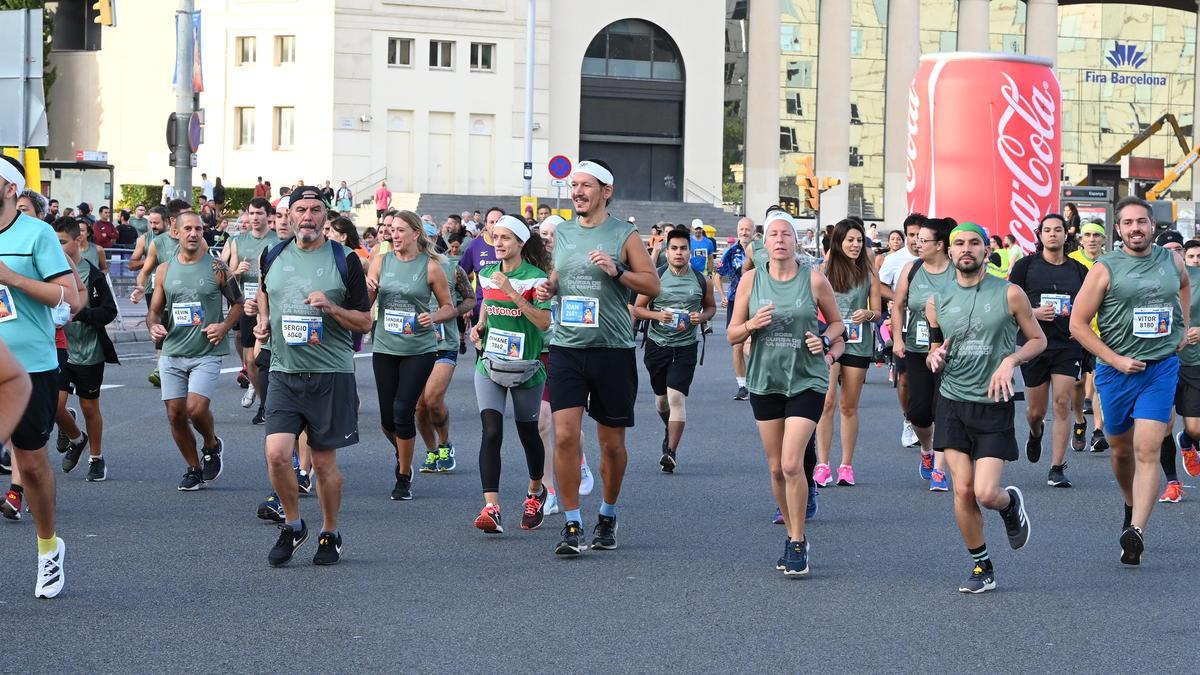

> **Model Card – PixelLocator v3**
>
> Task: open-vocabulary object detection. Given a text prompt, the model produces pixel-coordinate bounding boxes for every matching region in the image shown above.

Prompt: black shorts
[1020,346,1082,388]
[1176,364,1200,417]
[11,370,59,451]
[894,351,908,375]
[836,353,871,369]
[548,346,637,427]
[643,340,699,396]
[264,371,360,450]
[239,314,256,349]
[749,389,824,422]
[58,361,105,399]
[932,395,1018,461]
[1081,351,1096,374]
[904,351,939,428]
[255,346,271,372]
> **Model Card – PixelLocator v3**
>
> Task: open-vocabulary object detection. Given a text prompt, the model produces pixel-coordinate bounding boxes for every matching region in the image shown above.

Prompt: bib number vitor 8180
[1132,306,1171,339]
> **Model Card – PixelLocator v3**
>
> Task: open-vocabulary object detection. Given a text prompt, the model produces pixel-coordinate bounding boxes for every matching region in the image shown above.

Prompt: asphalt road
[2,326,1195,672]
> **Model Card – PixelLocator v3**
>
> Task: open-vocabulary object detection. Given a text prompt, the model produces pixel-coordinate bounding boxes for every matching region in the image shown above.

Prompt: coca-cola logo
[996,73,1057,251]
[905,82,919,194]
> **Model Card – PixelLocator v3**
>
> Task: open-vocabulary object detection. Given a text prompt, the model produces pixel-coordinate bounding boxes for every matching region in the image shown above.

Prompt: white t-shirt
[201,180,214,201]
[878,246,919,291]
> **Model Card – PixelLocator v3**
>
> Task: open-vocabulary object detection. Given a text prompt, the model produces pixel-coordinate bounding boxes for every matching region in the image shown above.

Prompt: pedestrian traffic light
[803,176,820,211]
[92,0,114,26]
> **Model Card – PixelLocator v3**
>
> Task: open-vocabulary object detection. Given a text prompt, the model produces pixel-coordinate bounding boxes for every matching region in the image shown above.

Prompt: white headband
[540,215,565,228]
[496,214,531,243]
[0,159,25,194]
[575,161,614,186]
[764,210,800,239]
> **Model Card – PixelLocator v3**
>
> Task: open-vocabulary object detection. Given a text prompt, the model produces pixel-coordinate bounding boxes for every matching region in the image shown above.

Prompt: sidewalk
[111,295,151,344]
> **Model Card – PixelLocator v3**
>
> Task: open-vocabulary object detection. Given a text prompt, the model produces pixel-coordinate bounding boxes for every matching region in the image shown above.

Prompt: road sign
[523,162,533,181]
[551,178,567,187]
[188,112,202,152]
[548,155,572,179]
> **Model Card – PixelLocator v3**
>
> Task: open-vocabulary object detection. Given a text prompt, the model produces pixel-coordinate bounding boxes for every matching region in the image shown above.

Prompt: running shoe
[34,537,65,599]
[660,449,676,473]
[236,368,250,389]
[418,450,438,474]
[783,538,809,577]
[1179,433,1200,477]
[240,384,256,409]
[391,469,413,501]
[919,452,935,481]
[522,487,547,530]
[268,521,308,567]
[257,493,285,523]
[56,407,77,453]
[775,538,790,571]
[296,469,312,495]
[148,368,160,387]
[929,469,948,492]
[901,420,919,448]
[475,504,503,534]
[591,514,618,550]
[86,456,107,482]
[772,507,784,525]
[1002,486,1031,550]
[555,520,585,556]
[813,463,833,488]
[251,408,266,426]
[836,464,855,486]
[579,458,594,496]
[0,445,10,474]
[958,564,996,594]
[2,487,22,520]
[1119,525,1144,566]
[62,433,89,474]
[733,386,748,401]
[543,488,560,515]
[1047,464,1072,488]
[1158,480,1183,503]
[1025,427,1043,463]
[201,437,224,482]
[313,531,343,565]
[1090,429,1109,452]
[436,443,456,472]
[178,467,205,491]
[1082,399,1093,415]
[1072,422,1087,452]
[806,488,819,519]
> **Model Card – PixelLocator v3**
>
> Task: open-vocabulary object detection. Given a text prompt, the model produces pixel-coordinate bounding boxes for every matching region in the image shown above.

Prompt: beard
[297,226,320,243]
[955,258,982,274]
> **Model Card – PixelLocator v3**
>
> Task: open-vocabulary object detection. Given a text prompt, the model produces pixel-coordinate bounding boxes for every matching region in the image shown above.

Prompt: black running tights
[373,352,438,440]
[478,410,544,494]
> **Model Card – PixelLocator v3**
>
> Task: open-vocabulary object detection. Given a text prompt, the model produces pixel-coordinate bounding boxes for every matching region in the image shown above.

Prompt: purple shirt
[458,234,496,317]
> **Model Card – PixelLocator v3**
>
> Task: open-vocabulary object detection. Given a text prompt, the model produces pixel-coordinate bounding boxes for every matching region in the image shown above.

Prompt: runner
[815,218,881,487]
[367,210,456,501]
[255,185,372,566]
[469,214,553,533]
[925,222,1041,593]
[536,159,660,556]
[1173,239,1200,490]
[728,209,845,576]
[53,217,119,481]
[1152,229,1187,502]
[878,214,924,450]
[535,215,564,514]
[225,197,279,413]
[132,203,186,387]
[891,216,956,490]
[1007,214,1089,487]
[689,219,715,276]
[459,207,501,331]
[1070,196,1189,566]
[0,155,81,598]
[129,206,168,276]
[633,226,716,473]
[715,217,754,400]
[1068,221,1108,452]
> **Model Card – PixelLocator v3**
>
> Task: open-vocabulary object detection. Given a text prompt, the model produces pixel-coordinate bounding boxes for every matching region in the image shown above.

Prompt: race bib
[282,315,323,346]
[435,323,446,342]
[172,302,203,327]
[485,327,526,360]
[847,322,863,344]
[1132,306,1171,339]
[915,321,930,349]
[659,307,691,332]
[0,285,18,324]
[560,296,599,328]
[1040,293,1071,317]
[243,282,259,302]
[383,309,418,336]
[903,308,910,334]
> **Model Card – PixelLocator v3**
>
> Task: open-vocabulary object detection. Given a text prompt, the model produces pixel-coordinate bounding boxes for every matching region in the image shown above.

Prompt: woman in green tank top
[727,210,847,576]
[815,219,881,488]
[366,211,456,501]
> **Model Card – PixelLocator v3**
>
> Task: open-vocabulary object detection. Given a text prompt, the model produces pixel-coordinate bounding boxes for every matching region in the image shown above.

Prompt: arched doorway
[580,19,685,201]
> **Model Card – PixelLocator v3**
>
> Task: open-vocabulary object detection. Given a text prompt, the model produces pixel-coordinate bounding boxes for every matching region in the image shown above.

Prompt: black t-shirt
[1008,252,1089,348]
[116,223,138,247]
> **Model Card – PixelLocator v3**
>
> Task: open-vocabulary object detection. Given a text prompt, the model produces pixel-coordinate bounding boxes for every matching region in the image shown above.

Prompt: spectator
[115,210,138,248]
[272,185,291,210]
[200,172,214,202]
[253,176,268,198]
[76,202,96,228]
[362,227,378,252]
[321,180,335,204]
[45,198,59,223]
[160,178,174,204]
[537,203,551,223]
[212,177,226,206]
[128,204,149,234]
[374,181,392,219]
[689,219,715,274]
[335,180,353,212]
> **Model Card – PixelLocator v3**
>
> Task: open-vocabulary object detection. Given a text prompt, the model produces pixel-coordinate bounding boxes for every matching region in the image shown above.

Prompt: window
[470,42,495,72]
[273,107,295,150]
[235,36,256,65]
[275,35,295,65]
[780,127,799,152]
[235,107,255,148]
[581,19,683,81]
[388,37,413,67]
[786,92,803,116]
[429,40,454,69]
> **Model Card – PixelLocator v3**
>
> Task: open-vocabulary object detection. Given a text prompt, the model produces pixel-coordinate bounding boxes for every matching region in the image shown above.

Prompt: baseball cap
[1155,229,1184,247]
[287,185,327,206]
[691,218,704,229]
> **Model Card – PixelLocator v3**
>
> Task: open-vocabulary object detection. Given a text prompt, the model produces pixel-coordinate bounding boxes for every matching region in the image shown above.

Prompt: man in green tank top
[147,212,243,491]
[1070,196,1190,566]
[633,227,716,474]
[131,205,182,388]
[1174,240,1200,482]
[536,160,661,556]
[925,222,1043,594]
[227,197,280,412]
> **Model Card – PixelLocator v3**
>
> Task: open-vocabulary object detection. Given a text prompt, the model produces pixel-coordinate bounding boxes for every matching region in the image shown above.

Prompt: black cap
[287,185,327,206]
[1156,229,1184,247]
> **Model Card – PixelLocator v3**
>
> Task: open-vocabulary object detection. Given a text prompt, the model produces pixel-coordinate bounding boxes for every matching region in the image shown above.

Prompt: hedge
[118,184,255,215]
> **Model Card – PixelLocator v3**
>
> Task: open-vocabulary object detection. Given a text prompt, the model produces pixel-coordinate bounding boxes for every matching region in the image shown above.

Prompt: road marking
[217,351,372,374]
[99,384,125,391]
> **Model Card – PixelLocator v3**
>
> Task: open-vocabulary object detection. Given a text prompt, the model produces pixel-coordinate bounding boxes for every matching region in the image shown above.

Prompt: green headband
[950,222,988,244]
[1080,222,1105,237]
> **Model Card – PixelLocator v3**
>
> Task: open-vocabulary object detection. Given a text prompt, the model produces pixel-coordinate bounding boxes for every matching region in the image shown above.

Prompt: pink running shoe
[813,463,833,488]
[836,464,855,486]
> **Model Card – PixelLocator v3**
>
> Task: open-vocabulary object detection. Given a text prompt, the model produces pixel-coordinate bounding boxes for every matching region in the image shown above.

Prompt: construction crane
[1147,145,1200,200]
[1077,113,1192,186]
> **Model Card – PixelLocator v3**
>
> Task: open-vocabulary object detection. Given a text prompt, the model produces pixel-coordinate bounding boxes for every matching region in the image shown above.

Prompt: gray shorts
[159,354,223,401]
[265,371,360,450]
[473,368,543,423]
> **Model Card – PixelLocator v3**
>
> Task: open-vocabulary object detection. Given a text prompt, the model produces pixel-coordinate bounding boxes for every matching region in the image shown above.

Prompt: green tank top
[236,229,280,287]
[373,252,437,356]
[905,261,954,354]
[264,241,354,373]
[934,274,1015,404]
[746,263,827,396]
[65,261,104,366]
[833,277,874,358]
[1182,266,1200,367]
[549,215,637,349]
[161,255,229,358]
[648,265,704,347]
[80,243,101,271]
[1097,245,1184,364]
[475,261,551,388]
[433,256,461,351]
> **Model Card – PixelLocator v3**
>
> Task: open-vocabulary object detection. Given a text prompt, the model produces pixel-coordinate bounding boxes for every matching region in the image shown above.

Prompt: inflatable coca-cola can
[906,53,1061,251]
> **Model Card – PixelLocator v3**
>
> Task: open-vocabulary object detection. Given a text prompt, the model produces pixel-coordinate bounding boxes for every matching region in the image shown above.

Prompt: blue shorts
[435,349,458,366]
[1095,356,1179,435]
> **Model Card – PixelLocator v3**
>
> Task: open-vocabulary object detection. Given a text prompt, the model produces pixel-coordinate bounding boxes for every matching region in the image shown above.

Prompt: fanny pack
[482,356,541,388]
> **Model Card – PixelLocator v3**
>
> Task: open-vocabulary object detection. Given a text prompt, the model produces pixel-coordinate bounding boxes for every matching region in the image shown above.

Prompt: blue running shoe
[436,443,456,472]
[806,488,819,519]
[784,538,810,576]
[919,452,935,481]
[929,468,949,492]
[772,507,784,525]
[256,492,285,523]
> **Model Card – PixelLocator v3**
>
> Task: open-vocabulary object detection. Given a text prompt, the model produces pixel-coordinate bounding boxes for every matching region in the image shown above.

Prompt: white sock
[69,434,83,444]
[736,377,746,387]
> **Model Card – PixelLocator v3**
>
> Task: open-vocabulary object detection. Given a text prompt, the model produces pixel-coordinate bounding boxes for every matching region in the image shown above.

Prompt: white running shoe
[35,537,65,599]
[241,384,257,409]
[579,458,594,496]
[901,420,919,448]
[543,488,560,515]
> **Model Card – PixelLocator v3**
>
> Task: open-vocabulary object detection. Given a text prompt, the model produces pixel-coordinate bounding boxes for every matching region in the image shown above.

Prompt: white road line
[217,351,372,374]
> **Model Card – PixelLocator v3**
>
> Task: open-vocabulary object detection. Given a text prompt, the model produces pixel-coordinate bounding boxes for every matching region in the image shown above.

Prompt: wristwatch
[821,335,833,353]
[613,262,627,280]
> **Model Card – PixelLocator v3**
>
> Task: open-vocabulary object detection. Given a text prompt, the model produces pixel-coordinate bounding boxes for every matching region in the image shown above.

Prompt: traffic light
[821,177,842,191]
[803,176,820,212]
[93,0,114,26]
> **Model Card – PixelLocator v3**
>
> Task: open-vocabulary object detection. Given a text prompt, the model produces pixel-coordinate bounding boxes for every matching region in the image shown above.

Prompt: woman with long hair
[325,216,369,261]
[366,210,456,500]
[469,215,554,533]
[815,219,881,487]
